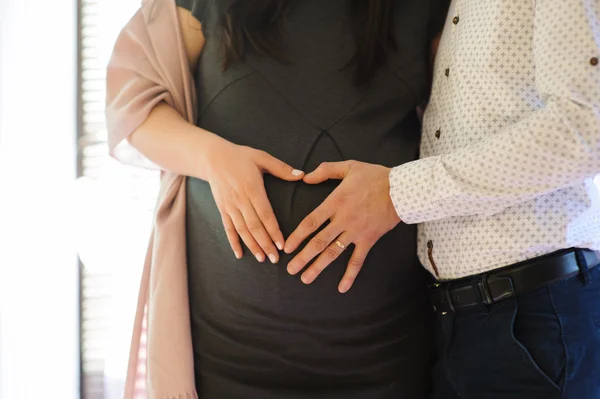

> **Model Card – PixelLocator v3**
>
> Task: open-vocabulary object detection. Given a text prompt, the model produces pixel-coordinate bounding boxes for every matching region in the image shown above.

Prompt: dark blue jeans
[431,265,600,399]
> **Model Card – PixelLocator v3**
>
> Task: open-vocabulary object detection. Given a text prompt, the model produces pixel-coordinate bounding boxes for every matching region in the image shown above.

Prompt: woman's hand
[205,140,304,264]
[125,102,303,264]
[283,161,401,293]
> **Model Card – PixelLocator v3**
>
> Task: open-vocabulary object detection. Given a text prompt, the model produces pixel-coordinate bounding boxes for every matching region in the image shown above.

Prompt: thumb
[303,161,350,184]
[257,151,304,181]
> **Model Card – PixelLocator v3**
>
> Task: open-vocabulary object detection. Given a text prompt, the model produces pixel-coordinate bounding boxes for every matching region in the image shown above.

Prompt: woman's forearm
[127,102,227,180]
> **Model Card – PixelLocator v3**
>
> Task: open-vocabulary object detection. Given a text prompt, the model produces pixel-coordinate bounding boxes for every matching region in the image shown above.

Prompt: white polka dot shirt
[389,0,600,280]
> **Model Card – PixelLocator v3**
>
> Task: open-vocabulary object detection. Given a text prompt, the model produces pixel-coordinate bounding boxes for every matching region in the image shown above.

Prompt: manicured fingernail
[301,273,313,284]
[269,254,278,264]
[255,253,264,262]
[292,169,304,176]
[339,281,351,294]
[276,242,283,251]
[234,251,241,259]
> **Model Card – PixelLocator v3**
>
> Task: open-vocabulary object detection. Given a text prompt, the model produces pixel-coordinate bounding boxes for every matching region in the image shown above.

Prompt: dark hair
[220,0,397,85]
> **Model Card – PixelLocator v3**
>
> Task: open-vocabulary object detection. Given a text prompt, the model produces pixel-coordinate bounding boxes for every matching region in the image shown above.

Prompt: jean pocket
[510,296,566,391]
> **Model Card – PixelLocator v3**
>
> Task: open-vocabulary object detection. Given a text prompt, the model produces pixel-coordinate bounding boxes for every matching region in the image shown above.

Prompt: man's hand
[284,161,402,293]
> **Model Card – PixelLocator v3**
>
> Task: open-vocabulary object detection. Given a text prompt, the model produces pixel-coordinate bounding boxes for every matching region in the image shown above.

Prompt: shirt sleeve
[390,0,600,224]
[175,0,209,23]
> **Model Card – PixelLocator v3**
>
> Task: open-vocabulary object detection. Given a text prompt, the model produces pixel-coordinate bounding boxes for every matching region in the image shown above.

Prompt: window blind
[78,1,158,398]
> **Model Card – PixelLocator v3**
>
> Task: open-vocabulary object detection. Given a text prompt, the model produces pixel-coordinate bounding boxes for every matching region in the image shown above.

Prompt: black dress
[177,0,448,397]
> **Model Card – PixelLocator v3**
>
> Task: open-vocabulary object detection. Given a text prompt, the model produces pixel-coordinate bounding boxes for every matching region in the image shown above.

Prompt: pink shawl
[105,1,197,397]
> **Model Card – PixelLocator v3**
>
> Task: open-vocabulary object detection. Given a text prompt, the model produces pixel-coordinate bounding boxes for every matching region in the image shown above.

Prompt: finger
[303,161,352,184]
[338,243,371,294]
[239,200,280,264]
[287,224,343,276]
[257,151,304,181]
[230,208,265,263]
[248,185,285,252]
[300,233,352,285]
[284,198,335,254]
[221,212,242,259]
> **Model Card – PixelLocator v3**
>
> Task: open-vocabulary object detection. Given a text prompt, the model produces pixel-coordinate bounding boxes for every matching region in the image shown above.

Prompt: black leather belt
[429,249,600,313]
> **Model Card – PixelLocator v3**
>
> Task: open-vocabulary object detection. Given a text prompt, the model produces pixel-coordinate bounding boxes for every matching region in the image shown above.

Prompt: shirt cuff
[389,155,457,224]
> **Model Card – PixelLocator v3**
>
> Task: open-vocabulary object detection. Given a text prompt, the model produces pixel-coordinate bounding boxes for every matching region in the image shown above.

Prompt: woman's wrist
[189,129,234,181]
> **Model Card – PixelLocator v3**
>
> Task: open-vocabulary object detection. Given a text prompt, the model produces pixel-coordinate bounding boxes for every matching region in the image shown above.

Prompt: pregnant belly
[186,174,432,387]
[185,135,432,387]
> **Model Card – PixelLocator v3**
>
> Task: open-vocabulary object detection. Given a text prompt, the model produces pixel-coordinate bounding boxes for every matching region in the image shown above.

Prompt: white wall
[0,0,80,398]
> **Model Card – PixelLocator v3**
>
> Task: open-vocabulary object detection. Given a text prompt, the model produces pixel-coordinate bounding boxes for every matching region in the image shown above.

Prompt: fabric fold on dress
[105,1,198,397]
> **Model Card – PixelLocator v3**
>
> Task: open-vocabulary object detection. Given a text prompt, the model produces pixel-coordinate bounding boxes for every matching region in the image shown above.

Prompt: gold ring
[334,240,347,250]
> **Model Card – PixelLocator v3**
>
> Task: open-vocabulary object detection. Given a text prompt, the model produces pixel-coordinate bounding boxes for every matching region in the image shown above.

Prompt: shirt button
[435,129,441,139]
[591,57,599,66]
[452,16,460,25]
[445,68,450,77]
